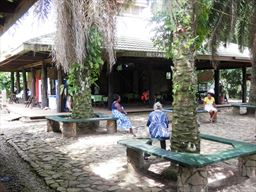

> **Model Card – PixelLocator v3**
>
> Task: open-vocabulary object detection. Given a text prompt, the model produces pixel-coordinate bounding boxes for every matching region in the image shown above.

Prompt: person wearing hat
[146,102,170,149]
[203,91,217,122]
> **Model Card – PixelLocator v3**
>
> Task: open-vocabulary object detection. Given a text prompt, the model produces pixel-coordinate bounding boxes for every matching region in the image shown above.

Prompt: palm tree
[53,0,120,118]
[36,0,132,118]
[151,0,211,153]
[208,0,256,104]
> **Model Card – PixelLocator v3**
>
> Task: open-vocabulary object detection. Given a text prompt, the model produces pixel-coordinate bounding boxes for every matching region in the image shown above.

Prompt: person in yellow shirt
[204,92,217,122]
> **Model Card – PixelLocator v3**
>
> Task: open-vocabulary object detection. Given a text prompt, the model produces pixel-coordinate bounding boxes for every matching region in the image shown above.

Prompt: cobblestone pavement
[0,108,256,192]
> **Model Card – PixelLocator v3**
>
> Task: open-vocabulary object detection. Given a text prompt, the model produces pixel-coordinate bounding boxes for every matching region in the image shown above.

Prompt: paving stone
[66,188,82,192]
[57,187,67,192]
[2,111,256,192]
[107,186,121,191]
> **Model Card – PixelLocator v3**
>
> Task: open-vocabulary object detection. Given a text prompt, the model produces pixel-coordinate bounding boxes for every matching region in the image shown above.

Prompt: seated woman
[203,91,217,123]
[112,94,135,136]
[147,102,170,150]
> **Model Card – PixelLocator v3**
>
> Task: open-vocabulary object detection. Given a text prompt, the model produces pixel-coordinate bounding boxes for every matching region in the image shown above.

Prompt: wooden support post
[177,166,208,192]
[41,62,48,108]
[16,72,21,93]
[214,68,220,104]
[22,69,28,101]
[242,67,247,103]
[108,71,114,110]
[31,68,36,107]
[149,71,154,106]
[57,69,64,112]
[10,72,14,94]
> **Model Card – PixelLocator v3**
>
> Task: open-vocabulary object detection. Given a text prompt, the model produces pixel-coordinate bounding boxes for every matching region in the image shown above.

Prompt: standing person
[203,91,218,123]
[112,94,135,136]
[147,102,170,149]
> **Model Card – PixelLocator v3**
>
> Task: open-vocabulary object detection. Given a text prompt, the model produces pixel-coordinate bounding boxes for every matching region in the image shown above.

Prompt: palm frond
[53,0,130,72]
[34,0,52,21]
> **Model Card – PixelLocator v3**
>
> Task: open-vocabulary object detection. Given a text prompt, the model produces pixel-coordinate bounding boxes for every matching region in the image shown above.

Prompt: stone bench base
[232,104,256,115]
[47,118,117,138]
[126,146,256,192]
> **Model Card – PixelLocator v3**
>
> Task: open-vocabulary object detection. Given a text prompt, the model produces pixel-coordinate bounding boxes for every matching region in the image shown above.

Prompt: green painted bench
[46,113,117,137]
[231,103,256,115]
[118,134,256,191]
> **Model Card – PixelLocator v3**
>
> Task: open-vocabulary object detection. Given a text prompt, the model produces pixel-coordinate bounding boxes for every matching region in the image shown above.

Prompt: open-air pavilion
[0,32,252,112]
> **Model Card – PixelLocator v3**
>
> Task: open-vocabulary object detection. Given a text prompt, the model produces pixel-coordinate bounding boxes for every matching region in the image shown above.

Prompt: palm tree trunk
[71,66,93,119]
[171,0,200,153]
[249,33,256,105]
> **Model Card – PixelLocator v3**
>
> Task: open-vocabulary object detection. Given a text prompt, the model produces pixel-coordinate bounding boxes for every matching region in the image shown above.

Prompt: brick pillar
[238,154,256,177]
[177,166,208,192]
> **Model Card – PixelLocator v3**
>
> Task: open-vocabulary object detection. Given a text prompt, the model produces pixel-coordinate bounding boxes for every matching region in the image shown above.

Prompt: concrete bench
[118,134,256,191]
[231,103,256,115]
[46,113,117,138]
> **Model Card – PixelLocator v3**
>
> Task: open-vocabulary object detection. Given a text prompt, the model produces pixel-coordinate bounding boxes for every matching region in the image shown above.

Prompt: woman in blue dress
[112,94,135,136]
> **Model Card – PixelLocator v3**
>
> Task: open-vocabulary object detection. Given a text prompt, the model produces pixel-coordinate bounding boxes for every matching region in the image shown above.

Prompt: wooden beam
[0,0,18,13]
[214,69,220,104]
[16,71,21,93]
[242,67,247,103]
[0,0,37,35]
[10,71,14,94]
[41,62,48,108]
[0,17,5,25]
[57,68,64,112]
[31,68,36,107]
[22,69,28,101]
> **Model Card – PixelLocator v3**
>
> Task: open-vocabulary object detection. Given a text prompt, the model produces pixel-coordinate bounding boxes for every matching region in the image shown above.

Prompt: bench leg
[232,107,240,115]
[47,119,61,132]
[177,166,208,192]
[238,154,256,177]
[126,148,144,172]
[106,120,117,134]
[60,122,77,138]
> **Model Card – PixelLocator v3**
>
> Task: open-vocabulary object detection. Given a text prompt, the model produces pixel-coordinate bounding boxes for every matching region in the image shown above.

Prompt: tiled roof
[1,32,251,62]
[24,33,159,53]
[115,36,159,52]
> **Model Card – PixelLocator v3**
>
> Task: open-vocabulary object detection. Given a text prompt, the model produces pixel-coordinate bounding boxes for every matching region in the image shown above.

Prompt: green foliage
[151,12,174,59]
[151,0,212,59]
[221,69,242,99]
[0,72,11,91]
[67,27,103,97]
[87,27,104,85]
